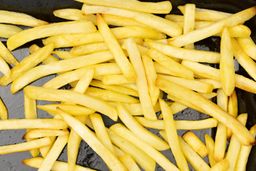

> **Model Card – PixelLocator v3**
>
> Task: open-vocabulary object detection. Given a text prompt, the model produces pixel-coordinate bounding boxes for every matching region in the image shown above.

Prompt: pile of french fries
[0,0,255,170]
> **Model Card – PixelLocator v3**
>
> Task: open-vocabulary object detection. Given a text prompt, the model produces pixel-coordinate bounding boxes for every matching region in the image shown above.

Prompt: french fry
[52,51,75,59]
[109,130,156,171]
[71,43,108,56]
[24,129,69,139]
[148,50,194,79]
[97,15,135,80]
[0,137,51,155]
[158,75,213,93]
[59,111,126,171]
[210,159,229,171]
[102,74,135,85]
[165,14,184,22]
[142,55,160,105]
[118,154,140,171]
[205,134,216,167]
[125,38,156,120]
[86,87,139,103]
[156,78,254,145]
[92,63,121,76]
[169,7,256,47]
[25,86,118,121]
[29,44,59,64]
[7,20,97,50]
[226,113,248,171]
[227,90,238,138]
[103,14,146,27]
[83,0,172,14]
[11,51,114,93]
[148,41,220,63]
[38,135,69,171]
[0,98,7,120]
[53,8,96,22]
[160,99,189,171]
[74,69,94,93]
[170,102,187,114]
[118,103,159,116]
[183,4,195,49]
[0,24,22,38]
[182,131,208,158]
[0,56,10,76]
[237,37,256,60]
[83,5,181,37]
[0,41,19,65]
[232,39,256,81]
[117,104,168,151]
[235,124,256,171]
[228,25,251,38]
[0,10,47,26]
[23,157,95,171]
[110,123,179,171]
[198,79,221,89]
[220,28,235,96]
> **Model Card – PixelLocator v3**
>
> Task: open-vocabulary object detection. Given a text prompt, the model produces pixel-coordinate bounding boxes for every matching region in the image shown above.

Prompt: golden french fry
[227,90,238,138]
[97,15,135,80]
[0,56,10,76]
[228,25,251,38]
[232,39,256,81]
[117,104,168,150]
[160,100,189,171]
[198,79,221,89]
[0,41,18,65]
[38,135,69,171]
[237,37,256,60]
[125,38,156,119]
[83,5,181,37]
[117,103,160,116]
[24,129,68,139]
[53,8,96,22]
[118,154,140,171]
[29,44,58,64]
[148,41,220,63]
[158,75,213,93]
[103,14,146,27]
[183,131,208,158]
[183,4,195,49]
[0,97,7,120]
[75,69,94,93]
[59,111,126,171]
[169,7,256,47]
[86,87,139,103]
[83,0,172,14]
[226,114,248,171]
[220,28,235,95]
[148,50,194,79]
[210,159,229,171]
[25,86,118,121]
[0,24,22,38]
[39,136,56,158]
[102,74,135,85]
[205,134,216,167]
[23,157,95,171]
[11,51,114,93]
[109,130,156,171]
[52,51,75,59]
[0,10,47,26]
[110,124,179,171]
[7,20,96,50]
[71,43,108,56]
[156,78,254,145]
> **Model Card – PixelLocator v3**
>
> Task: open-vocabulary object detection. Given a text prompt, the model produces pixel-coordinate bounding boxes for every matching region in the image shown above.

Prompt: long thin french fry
[0,24,22,38]
[210,159,229,171]
[29,44,58,64]
[118,154,140,171]
[0,98,7,120]
[53,8,96,22]
[0,56,10,76]
[227,90,238,138]
[24,129,69,139]
[237,37,256,60]
[183,4,195,49]
[71,43,108,56]
[205,134,216,167]
[0,41,19,65]
[103,14,146,27]
[102,74,135,85]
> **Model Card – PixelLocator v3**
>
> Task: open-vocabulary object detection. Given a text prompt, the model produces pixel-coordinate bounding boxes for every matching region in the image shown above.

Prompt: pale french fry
[25,86,118,121]
[38,135,69,171]
[97,15,135,80]
[183,131,208,158]
[178,6,231,21]
[183,4,195,49]
[148,50,194,79]
[169,7,256,47]
[90,80,138,97]
[103,14,146,27]
[7,20,97,50]
[83,5,181,37]
[92,63,121,76]
[90,114,114,152]
[179,137,211,171]
[86,87,139,103]
[23,157,95,171]
[220,28,235,95]
[118,154,140,171]
[165,14,184,22]
[74,69,94,93]
[0,41,18,65]
[158,75,213,93]
[117,104,168,151]
[24,129,69,139]
[71,43,108,56]
[142,55,160,105]
[29,44,59,64]
[205,134,216,167]
[198,79,221,89]
[235,124,256,171]
[109,130,156,171]
[53,51,75,59]
[182,60,256,94]
[0,24,22,38]
[148,41,220,63]
[156,78,254,145]
[53,9,96,22]
[232,39,256,81]
[227,90,238,138]
[237,37,256,60]
[226,113,248,171]
[11,51,114,93]
[83,0,172,14]
[59,111,126,171]
[125,38,156,120]
[110,124,179,171]
[0,10,47,26]
[102,74,135,85]
[210,159,229,171]
[0,56,10,76]
[160,100,189,171]
[37,104,95,116]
